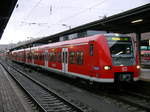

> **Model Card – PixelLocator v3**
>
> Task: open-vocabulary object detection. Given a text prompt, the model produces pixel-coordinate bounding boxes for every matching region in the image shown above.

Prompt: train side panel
[10,34,140,83]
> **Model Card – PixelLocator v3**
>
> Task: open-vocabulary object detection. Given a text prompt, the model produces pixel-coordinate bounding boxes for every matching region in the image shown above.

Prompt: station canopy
[0,0,18,38]
[12,3,150,50]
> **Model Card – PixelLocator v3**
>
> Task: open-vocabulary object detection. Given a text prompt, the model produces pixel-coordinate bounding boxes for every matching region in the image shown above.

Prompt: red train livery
[11,34,140,83]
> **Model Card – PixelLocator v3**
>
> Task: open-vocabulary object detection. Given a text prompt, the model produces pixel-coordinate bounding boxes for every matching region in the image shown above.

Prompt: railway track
[73,82,150,112]
[0,62,85,112]
[109,88,150,112]
[4,61,150,112]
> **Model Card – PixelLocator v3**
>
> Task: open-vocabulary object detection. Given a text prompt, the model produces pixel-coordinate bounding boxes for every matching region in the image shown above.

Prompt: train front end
[99,34,140,83]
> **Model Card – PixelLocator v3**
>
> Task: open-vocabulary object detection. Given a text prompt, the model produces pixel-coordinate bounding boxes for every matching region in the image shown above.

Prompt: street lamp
[27,37,33,62]
[27,37,34,47]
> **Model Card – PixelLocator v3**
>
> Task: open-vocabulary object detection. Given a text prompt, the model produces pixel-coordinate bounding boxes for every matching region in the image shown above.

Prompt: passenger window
[34,54,36,60]
[53,52,57,62]
[41,54,44,60]
[76,51,84,65]
[42,54,44,60]
[39,54,41,60]
[90,44,94,56]
[80,52,84,64]
[69,52,75,64]
[29,53,31,60]
[49,52,57,62]
[57,52,61,63]
[49,53,53,62]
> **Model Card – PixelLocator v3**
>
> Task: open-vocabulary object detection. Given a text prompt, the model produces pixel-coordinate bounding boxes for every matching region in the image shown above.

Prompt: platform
[140,68,150,82]
[0,64,29,112]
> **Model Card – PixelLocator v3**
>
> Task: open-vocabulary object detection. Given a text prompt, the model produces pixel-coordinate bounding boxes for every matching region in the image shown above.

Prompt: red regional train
[11,33,140,83]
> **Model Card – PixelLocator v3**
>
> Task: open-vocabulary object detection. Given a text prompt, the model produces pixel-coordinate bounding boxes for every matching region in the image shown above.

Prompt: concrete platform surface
[0,64,30,112]
[140,68,150,82]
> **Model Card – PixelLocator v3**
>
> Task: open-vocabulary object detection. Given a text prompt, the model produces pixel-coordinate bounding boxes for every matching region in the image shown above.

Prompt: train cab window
[76,51,84,65]
[69,52,75,64]
[57,52,61,63]
[90,44,94,56]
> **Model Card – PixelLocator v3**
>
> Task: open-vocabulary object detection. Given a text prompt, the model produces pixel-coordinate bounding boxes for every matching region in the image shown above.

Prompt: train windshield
[107,37,134,58]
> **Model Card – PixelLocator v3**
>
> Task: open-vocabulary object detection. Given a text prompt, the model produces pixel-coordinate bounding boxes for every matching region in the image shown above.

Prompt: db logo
[122,67,128,71]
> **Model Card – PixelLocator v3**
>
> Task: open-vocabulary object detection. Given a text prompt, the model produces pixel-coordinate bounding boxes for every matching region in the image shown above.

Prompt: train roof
[32,34,101,49]
[38,33,130,48]
[32,33,130,49]
[12,33,130,52]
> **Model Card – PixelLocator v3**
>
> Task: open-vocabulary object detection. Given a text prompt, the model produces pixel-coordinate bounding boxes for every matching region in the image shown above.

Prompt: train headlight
[136,65,140,69]
[104,66,111,70]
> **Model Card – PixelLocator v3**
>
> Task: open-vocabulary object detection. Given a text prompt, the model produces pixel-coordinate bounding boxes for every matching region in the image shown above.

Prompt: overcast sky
[0,0,149,44]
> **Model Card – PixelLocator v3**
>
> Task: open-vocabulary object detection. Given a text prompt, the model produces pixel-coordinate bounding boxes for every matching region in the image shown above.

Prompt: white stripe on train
[16,60,139,83]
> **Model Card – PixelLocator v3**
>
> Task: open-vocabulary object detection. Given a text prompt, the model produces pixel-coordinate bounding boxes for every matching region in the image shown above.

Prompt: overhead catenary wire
[36,0,110,36]
[54,0,109,24]
[25,0,43,19]
[18,0,53,35]
[17,0,115,39]
[22,0,108,27]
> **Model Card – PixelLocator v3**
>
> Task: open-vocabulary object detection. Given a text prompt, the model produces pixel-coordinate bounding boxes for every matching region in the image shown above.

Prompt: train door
[44,50,49,67]
[62,48,68,73]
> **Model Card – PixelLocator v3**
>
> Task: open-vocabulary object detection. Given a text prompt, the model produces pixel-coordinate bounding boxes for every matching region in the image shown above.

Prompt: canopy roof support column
[136,32,141,65]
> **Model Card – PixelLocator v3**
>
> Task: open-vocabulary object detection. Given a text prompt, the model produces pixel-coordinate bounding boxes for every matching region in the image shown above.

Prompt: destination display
[107,37,131,41]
